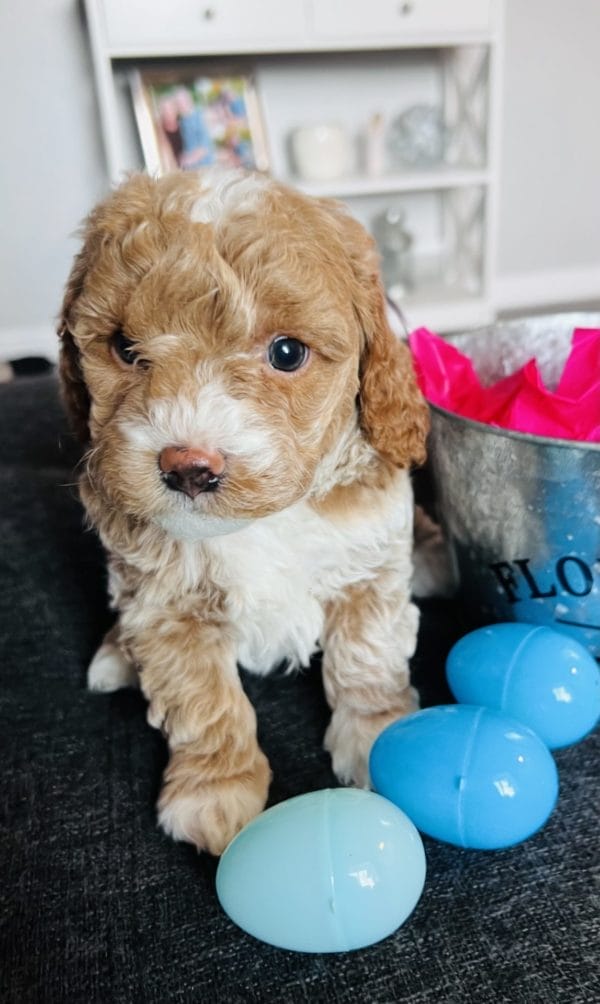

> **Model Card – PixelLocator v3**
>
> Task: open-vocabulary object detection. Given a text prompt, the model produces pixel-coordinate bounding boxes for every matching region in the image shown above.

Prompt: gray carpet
[1,375,598,1003]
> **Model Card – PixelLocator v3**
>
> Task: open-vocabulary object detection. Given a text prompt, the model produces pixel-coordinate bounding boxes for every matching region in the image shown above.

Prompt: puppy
[58,168,429,854]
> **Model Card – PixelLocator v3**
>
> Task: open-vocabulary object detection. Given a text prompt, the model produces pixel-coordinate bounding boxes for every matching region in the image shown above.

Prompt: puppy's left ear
[328,203,429,468]
[57,245,91,444]
[357,271,429,468]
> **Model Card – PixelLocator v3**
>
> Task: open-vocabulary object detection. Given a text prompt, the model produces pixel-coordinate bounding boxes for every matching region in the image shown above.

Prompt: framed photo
[129,68,270,175]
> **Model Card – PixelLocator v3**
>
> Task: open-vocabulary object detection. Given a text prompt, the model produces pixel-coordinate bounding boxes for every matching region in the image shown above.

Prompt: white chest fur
[204,474,413,674]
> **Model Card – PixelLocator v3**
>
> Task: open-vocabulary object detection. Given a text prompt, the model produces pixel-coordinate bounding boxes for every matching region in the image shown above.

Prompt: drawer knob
[398,1,414,14]
[201,6,216,20]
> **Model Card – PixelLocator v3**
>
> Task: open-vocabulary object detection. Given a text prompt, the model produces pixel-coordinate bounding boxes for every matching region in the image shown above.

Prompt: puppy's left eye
[268,335,309,372]
[111,329,139,366]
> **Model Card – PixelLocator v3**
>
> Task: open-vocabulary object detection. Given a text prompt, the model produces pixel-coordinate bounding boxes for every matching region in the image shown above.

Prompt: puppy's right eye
[111,329,139,366]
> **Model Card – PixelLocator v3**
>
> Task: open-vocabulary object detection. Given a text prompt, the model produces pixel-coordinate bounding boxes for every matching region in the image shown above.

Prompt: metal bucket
[425,312,600,657]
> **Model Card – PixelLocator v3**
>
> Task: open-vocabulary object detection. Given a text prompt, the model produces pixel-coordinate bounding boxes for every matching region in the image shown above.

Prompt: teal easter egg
[370,705,559,850]
[216,788,426,953]
[446,623,600,749]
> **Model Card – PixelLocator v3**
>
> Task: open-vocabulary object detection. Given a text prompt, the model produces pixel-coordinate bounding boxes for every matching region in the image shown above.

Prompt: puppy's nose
[158,445,225,499]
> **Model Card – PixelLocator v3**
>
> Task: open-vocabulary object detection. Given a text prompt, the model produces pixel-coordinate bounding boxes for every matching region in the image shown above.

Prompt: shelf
[286,166,490,199]
[399,288,494,334]
[387,255,493,334]
[87,0,504,335]
[106,34,496,60]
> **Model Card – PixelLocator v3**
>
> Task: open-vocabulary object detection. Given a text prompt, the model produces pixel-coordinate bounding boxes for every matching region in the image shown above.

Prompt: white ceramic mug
[290,124,352,182]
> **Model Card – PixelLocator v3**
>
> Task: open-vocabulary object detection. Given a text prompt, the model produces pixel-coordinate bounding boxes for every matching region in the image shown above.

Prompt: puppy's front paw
[324,690,419,789]
[87,641,138,692]
[157,748,272,855]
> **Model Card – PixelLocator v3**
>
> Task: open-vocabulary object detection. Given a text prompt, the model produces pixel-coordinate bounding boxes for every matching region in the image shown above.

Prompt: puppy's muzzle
[159,445,225,499]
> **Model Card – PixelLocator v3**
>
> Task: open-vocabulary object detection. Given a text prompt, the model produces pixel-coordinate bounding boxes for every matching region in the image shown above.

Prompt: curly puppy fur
[59,168,429,854]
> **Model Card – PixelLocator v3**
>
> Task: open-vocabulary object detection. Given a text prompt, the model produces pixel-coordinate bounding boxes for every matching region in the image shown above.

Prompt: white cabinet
[99,0,310,52]
[85,0,504,332]
[311,0,493,40]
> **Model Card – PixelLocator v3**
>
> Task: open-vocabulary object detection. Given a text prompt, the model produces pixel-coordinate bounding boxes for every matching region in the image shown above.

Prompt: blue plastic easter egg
[216,788,426,953]
[369,705,559,850]
[446,623,600,749]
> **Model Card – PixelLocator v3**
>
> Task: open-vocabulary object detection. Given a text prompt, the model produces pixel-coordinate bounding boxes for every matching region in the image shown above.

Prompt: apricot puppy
[59,168,429,854]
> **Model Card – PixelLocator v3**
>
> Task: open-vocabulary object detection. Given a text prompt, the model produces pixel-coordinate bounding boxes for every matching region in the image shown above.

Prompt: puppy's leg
[412,505,457,599]
[322,574,419,788]
[87,624,138,692]
[129,617,271,855]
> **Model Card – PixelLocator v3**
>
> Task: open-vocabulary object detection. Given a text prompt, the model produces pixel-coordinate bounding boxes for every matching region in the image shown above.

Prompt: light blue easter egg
[216,787,426,953]
[446,623,600,749]
[370,705,559,850]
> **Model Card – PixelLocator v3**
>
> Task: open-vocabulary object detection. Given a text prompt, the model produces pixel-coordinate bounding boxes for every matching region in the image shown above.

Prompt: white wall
[1,0,599,360]
[495,0,600,307]
[0,0,106,359]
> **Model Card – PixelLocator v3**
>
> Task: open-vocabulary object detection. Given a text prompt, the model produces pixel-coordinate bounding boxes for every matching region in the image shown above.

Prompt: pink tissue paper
[409,327,600,443]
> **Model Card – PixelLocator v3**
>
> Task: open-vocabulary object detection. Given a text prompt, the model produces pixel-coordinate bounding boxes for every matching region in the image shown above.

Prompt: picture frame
[129,68,270,176]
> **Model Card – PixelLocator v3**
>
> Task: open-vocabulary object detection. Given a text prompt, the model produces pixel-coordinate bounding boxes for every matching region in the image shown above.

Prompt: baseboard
[0,324,59,363]
[494,265,600,313]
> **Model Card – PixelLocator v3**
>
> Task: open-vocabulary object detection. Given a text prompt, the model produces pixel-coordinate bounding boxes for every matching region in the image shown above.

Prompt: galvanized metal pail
[425,312,600,657]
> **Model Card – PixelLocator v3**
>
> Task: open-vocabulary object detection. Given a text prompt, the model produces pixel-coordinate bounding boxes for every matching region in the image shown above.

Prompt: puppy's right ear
[57,245,91,443]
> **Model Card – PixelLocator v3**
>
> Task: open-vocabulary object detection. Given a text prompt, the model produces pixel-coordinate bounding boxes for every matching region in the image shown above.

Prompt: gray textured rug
[1,376,598,1003]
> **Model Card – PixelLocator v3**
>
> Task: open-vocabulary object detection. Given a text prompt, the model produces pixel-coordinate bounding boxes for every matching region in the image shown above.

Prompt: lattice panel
[443,46,489,168]
[442,187,485,294]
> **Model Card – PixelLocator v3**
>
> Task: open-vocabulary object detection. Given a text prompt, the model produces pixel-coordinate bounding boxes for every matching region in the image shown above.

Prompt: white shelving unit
[85,0,504,333]
[292,166,491,200]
